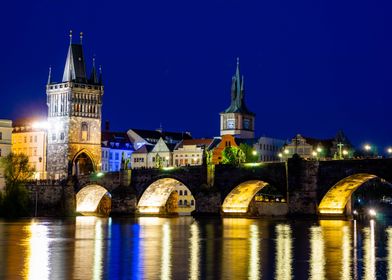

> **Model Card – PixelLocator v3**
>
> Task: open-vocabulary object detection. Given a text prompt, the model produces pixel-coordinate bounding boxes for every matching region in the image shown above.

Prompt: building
[281,131,354,160]
[127,128,192,150]
[211,135,238,164]
[129,129,193,169]
[46,32,103,178]
[254,136,286,162]
[175,186,196,215]
[173,138,214,166]
[0,120,12,189]
[12,119,48,179]
[101,131,134,172]
[220,58,255,139]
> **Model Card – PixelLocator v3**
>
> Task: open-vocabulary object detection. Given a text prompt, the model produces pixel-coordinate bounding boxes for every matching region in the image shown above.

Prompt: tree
[239,143,258,163]
[0,153,34,217]
[222,146,245,165]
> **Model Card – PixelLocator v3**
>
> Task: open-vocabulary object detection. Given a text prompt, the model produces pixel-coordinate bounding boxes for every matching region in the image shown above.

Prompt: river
[0,216,390,279]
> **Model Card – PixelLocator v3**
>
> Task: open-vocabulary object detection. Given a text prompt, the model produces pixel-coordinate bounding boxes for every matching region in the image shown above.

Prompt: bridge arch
[318,173,387,215]
[222,180,270,213]
[137,177,195,214]
[76,184,111,215]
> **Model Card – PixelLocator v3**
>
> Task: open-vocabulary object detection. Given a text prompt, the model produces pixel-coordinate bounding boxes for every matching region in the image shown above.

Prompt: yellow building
[12,120,47,180]
[0,119,13,189]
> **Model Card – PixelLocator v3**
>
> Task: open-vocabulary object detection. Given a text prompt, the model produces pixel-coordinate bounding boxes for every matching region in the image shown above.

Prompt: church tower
[46,31,103,179]
[220,58,255,139]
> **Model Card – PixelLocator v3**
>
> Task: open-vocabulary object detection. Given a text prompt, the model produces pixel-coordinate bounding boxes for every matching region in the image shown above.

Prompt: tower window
[0,132,2,140]
[81,122,89,141]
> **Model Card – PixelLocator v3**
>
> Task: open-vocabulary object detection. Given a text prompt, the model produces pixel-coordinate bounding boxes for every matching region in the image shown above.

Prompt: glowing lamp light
[312,151,317,157]
[252,150,257,156]
[284,149,289,154]
[343,150,348,156]
[364,144,371,151]
[368,209,376,217]
[96,172,104,178]
[316,147,322,153]
[32,121,49,130]
[278,153,283,158]
[162,166,175,171]
[387,148,392,154]
[244,162,262,167]
[353,210,358,215]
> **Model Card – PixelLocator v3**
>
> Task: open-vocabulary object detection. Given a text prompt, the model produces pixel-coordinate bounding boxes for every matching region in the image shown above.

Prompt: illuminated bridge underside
[138,178,188,214]
[76,185,109,213]
[222,180,269,213]
[318,173,378,215]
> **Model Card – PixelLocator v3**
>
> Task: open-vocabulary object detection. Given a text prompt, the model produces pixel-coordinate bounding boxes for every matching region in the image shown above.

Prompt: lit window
[81,122,89,141]
[184,190,188,196]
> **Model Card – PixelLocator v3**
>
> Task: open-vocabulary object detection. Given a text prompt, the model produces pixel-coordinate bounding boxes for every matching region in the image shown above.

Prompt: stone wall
[248,201,288,216]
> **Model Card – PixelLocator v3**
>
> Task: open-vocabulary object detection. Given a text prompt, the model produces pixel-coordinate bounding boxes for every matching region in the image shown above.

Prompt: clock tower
[220,58,255,139]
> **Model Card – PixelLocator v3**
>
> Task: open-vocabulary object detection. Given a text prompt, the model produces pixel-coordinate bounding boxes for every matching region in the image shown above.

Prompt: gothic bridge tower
[46,31,103,179]
[220,58,255,139]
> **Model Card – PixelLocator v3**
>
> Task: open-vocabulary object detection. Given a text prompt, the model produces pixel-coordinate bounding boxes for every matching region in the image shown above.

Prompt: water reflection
[2,217,392,279]
[25,221,50,280]
[363,220,376,280]
[275,224,292,280]
[189,222,200,280]
[309,226,325,280]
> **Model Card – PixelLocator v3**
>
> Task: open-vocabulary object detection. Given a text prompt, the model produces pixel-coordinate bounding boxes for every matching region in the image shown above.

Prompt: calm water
[0,217,391,280]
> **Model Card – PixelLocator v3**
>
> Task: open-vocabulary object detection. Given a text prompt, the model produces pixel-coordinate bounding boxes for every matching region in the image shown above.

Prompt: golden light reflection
[275,224,292,280]
[318,174,377,215]
[387,227,392,280]
[309,226,325,280]
[25,222,50,280]
[137,178,190,214]
[189,223,200,280]
[363,220,375,280]
[341,226,352,280]
[222,180,269,213]
[74,217,105,280]
[249,224,260,279]
[76,184,109,213]
[161,223,172,280]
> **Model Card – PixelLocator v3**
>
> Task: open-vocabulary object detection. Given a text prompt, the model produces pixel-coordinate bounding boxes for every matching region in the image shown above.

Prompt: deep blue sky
[1,0,391,151]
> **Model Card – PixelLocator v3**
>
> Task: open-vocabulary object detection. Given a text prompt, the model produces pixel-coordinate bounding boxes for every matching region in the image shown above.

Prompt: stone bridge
[25,158,392,217]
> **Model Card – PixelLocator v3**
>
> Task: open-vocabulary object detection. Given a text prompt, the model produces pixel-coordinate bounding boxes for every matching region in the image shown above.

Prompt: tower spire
[47,66,52,85]
[69,30,73,45]
[80,32,83,44]
[89,56,98,84]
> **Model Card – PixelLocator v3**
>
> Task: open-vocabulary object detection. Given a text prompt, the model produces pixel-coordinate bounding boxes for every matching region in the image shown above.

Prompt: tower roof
[62,43,87,82]
[223,58,254,116]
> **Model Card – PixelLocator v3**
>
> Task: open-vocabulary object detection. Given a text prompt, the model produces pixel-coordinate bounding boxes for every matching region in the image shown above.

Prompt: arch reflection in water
[76,184,110,214]
[275,224,292,280]
[189,223,200,280]
[309,226,325,280]
[25,222,50,280]
[249,224,260,280]
[222,180,269,213]
[363,220,375,280]
[74,217,105,280]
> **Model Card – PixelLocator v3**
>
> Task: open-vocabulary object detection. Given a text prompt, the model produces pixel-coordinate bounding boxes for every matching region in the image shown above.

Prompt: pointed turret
[89,57,98,84]
[223,58,254,115]
[98,65,103,84]
[62,30,87,83]
[47,66,52,85]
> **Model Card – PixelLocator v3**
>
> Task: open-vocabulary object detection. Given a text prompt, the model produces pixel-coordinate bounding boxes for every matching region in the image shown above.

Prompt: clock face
[227,119,235,129]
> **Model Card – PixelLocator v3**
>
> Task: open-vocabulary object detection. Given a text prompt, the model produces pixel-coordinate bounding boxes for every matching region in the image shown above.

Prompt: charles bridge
[25,157,392,217]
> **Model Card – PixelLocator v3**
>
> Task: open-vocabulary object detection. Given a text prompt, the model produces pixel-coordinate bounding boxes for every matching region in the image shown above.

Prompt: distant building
[281,131,354,160]
[127,128,192,150]
[175,186,196,215]
[131,145,154,169]
[12,119,47,180]
[46,32,103,179]
[101,131,134,172]
[254,136,286,162]
[220,58,255,139]
[211,135,239,164]
[0,119,12,189]
[173,138,214,167]
[147,138,175,168]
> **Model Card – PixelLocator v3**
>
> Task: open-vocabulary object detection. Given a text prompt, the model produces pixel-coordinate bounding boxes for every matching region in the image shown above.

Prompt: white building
[254,136,286,162]
[101,132,134,172]
[173,139,213,166]
[0,120,12,189]
[175,185,196,215]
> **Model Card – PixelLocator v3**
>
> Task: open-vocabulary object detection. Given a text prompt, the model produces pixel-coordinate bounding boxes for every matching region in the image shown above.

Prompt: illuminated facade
[12,120,47,179]
[173,139,213,167]
[46,32,103,178]
[254,136,285,162]
[101,131,133,172]
[220,58,255,139]
[211,135,237,164]
[0,119,12,189]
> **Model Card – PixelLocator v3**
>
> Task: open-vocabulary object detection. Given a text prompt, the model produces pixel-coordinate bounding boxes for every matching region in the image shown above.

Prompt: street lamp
[364,144,372,158]
[387,147,392,157]
[312,151,317,158]
[252,150,257,156]
[278,153,283,162]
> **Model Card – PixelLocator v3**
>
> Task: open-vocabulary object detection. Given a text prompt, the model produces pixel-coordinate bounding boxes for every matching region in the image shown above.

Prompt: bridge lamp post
[387,147,392,158]
[364,144,372,158]
[342,150,348,158]
[312,151,317,159]
[278,153,283,162]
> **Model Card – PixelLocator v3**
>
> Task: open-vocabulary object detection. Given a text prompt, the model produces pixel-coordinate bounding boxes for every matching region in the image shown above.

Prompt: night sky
[1,0,391,151]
